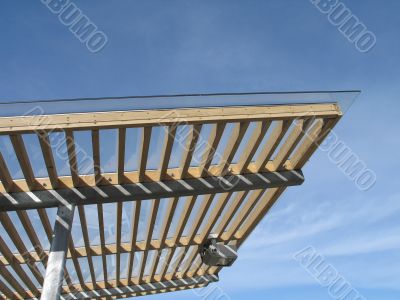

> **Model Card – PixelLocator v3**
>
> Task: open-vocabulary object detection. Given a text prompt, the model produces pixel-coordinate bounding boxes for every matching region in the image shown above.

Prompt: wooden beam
[65,130,80,186]
[92,129,109,285]
[179,124,202,179]
[0,235,40,295]
[237,121,271,173]
[218,122,250,175]
[38,130,59,189]
[138,127,152,182]
[117,128,126,183]
[0,212,44,284]
[53,274,218,300]
[159,126,177,180]
[127,200,141,281]
[0,265,30,298]
[115,129,126,285]
[0,103,341,134]
[77,205,97,287]
[148,197,179,281]
[97,203,108,285]
[138,199,160,282]
[0,151,14,192]
[0,170,304,211]
[199,123,226,176]
[159,195,197,280]
[9,134,36,189]
[254,120,292,171]
[221,189,265,241]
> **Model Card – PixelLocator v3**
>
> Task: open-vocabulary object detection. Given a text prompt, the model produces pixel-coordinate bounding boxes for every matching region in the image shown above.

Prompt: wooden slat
[185,256,203,277]
[138,127,152,182]
[0,275,16,299]
[218,122,250,175]
[186,194,215,244]
[67,130,95,286]
[0,265,29,298]
[172,196,198,245]
[138,199,160,282]
[159,126,177,180]
[97,203,108,285]
[195,192,232,244]
[116,202,123,285]
[148,197,179,281]
[92,129,101,183]
[37,209,52,241]
[179,124,202,179]
[221,189,265,241]
[16,210,47,266]
[288,119,323,168]
[272,119,312,170]
[254,120,292,171]
[199,123,226,176]
[117,128,126,183]
[92,129,108,285]
[165,246,190,280]
[180,246,199,278]
[127,200,141,282]
[77,206,97,287]
[116,129,126,284]
[65,129,80,186]
[159,198,179,247]
[9,134,36,189]
[38,130,58,188]
[68,238,85,287]
[236,187,286,245]
[0,151,14,192]
[159,195,197,279]
[0,212,44,285]
[214,191,249,237]
[290,118,339,168]
[236,121,271,173]
[0,235,39,295]
[190,256,205,277]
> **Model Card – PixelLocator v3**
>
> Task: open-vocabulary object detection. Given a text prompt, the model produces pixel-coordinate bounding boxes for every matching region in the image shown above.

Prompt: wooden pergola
[0,95,342,299]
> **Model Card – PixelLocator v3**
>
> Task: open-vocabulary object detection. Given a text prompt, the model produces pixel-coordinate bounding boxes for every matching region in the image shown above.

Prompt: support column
[41,204,75,300]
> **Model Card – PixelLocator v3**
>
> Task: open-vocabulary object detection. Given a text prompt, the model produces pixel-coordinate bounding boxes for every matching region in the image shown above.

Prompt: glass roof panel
[0,90,360,117]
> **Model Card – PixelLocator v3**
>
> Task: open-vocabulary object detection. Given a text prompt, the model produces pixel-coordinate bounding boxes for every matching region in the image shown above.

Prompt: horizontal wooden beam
[0,160,304,194]
[0,235,237,266]
[19,274,218,300]
[65,275,217,300]
[0,170,304,211]
[0,103,340,134]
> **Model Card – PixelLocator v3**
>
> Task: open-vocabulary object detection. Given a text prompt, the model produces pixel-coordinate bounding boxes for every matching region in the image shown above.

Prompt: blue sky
[0,1,399,299]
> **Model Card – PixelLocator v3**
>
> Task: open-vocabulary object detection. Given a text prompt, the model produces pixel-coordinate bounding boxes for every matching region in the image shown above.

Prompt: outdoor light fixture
[200,235,238,267]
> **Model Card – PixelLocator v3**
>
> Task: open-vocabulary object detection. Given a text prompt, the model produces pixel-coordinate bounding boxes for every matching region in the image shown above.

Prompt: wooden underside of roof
[0,103,341,299]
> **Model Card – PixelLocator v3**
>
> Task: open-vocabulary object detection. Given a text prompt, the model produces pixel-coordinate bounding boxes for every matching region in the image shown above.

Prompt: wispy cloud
[221,190,400,291]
